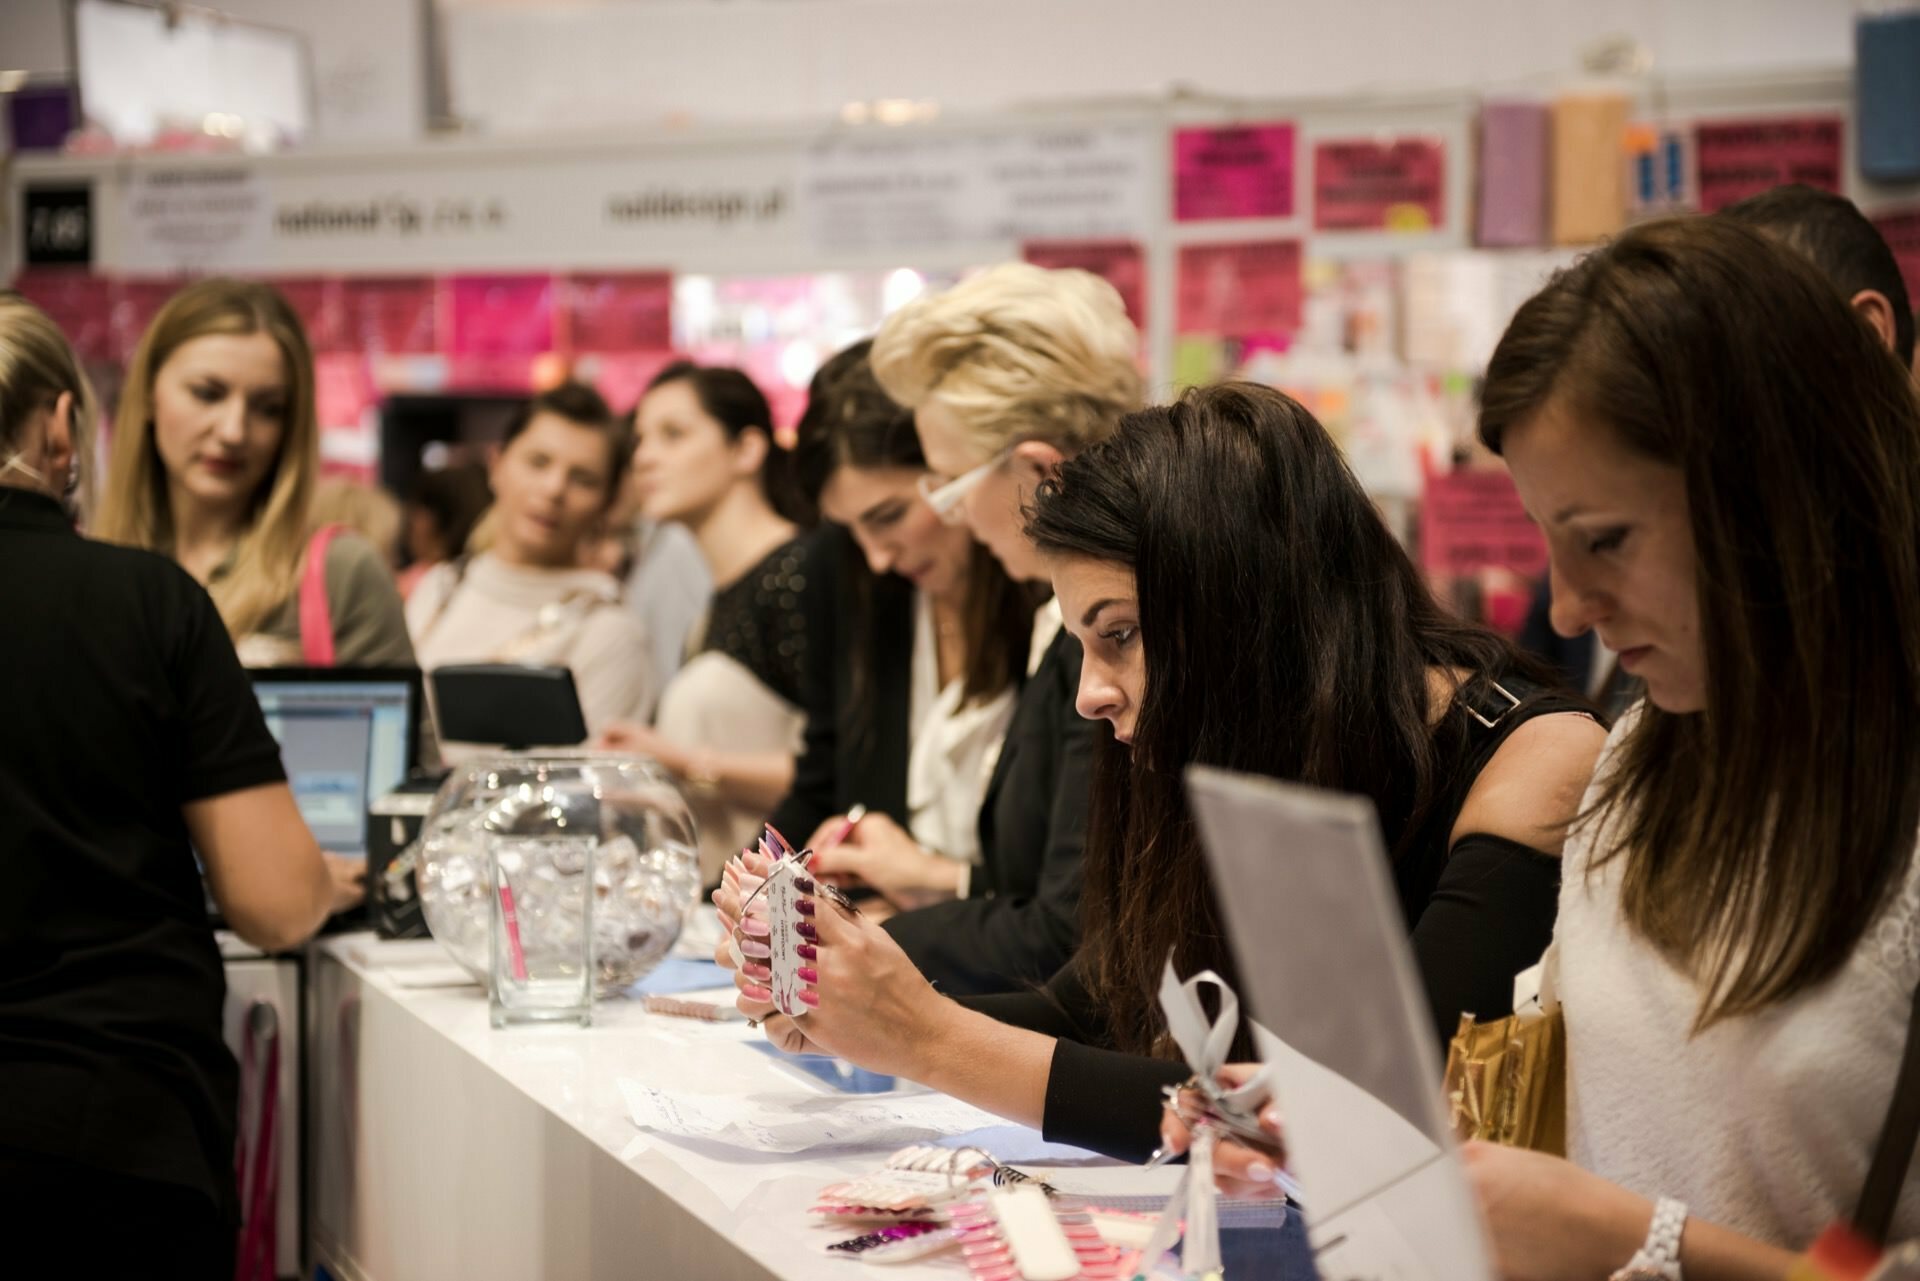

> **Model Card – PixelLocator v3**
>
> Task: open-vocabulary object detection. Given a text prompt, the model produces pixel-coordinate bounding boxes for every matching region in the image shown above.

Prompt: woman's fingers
[1211,1137,1287,1197]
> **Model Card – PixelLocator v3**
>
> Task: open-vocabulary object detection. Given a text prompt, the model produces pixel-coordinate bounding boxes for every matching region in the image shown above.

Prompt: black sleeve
[168,572,286,803]
[1409,833,1560,1046]
[961,958,1177,1162]
[881,707,1093,995]
[768,534,845,843]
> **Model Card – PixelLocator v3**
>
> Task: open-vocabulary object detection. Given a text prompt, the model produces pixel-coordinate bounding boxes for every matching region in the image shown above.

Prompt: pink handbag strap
[298,524,347,667]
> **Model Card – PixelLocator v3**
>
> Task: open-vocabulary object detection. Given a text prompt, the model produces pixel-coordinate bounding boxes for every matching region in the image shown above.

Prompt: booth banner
[118,166,273,274]
[1022,239,1146,327]
[1313,139,1446,232]
[97,150,801,276]
[1695,117,1844,213]
[800,124,1156,254]
[1176,239,1303,338]
[271,277,346,353]
[1420,466,1548,578]
[1872,207,1920,305]
[563,272,674,352]
[111,279,185,363]
[1173,124,1297,222]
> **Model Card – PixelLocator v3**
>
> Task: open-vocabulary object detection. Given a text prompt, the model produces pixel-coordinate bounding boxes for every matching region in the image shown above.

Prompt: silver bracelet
[1609,1196,1686,1281]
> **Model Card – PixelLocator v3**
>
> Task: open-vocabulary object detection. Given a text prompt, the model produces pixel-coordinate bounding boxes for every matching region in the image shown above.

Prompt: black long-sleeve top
[963,677,1587,1161]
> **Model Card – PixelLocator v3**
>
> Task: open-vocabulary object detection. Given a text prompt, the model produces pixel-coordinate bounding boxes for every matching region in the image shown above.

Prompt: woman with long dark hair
[716,381,1604,1160]
[771,341,1038,898]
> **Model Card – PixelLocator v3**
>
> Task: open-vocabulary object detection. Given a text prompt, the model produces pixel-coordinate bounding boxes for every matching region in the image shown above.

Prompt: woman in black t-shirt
[717,383,1607,1162]
[0,297,351,1276]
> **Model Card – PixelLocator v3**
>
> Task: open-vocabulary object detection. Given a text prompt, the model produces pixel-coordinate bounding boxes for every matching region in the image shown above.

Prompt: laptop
[1185,765,1496,1281]
[205,668,422,934]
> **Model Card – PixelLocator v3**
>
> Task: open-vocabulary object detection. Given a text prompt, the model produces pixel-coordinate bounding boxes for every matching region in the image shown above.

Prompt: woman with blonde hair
[1,294,353,1275]
[94,278,412,668]
[774,262,1142,994]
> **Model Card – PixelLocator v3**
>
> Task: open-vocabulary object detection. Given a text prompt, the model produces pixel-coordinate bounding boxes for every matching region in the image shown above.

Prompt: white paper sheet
[617,1079,1004,1154]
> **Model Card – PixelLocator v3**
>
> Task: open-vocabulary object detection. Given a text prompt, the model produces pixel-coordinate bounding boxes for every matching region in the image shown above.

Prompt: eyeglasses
[916,446,1013,525]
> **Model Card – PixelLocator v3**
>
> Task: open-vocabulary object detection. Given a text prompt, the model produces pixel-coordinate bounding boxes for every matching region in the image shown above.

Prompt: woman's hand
[1158,1064,1289,1197]
[323,853,367,914]
[596,720,689,777]
[1462,1141,1652,1281]
[724,872,952,1080]
[807,812,961,911]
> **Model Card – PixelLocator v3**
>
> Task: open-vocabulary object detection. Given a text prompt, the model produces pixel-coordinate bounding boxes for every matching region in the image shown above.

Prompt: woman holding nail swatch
[717,381,1606,1162]
[779,263,1142,996]
[768,340,1038,897]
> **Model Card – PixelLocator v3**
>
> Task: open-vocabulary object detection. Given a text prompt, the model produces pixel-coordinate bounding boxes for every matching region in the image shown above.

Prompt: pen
[495,865,529,982]
[822,802,868,851]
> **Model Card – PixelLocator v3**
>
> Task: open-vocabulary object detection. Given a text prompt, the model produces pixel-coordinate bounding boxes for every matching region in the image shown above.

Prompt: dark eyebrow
[858,497,903,523]
[1079,597,1126,627]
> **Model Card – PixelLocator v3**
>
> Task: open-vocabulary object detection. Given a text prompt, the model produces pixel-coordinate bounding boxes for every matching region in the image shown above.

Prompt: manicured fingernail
[793,876,815,894]
[798,988,820,1008]
[796,921,818,940]
[738,938,771,959]
[1246,1160,1276,1182]
[797,966,817,983]
[716,910,737,934]
[796,898,816,916]
[740,915,769,938]
[741,982,772,1001]
[1260,1106,1282,1131]
[796,943,818,960]
[743,962,771,980]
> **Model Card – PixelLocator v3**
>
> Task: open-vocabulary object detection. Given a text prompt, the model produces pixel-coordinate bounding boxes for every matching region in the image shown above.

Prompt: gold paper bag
[1443,947,1567,1155]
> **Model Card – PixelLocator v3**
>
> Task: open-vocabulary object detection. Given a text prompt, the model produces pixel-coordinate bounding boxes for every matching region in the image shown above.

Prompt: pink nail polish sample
[741,983,772,1001]
[796,943,818,960]
[796,966,818,983]
[738,938,771,960]
[796,921,819,941]
[742,962,771,980]
[798,988,820,1008]
[740,915,770,938]
[796,897,816,916]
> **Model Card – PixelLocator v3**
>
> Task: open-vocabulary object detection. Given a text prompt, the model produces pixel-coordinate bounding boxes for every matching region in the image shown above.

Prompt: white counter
[307,934,1159,1281]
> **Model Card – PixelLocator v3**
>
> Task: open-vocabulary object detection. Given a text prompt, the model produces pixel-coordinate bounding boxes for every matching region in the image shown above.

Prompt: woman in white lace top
[1463,216,1920,1279]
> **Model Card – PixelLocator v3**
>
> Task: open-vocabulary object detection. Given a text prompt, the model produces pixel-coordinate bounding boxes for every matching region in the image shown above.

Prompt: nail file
[764,858,809,1017]
[989,1185,1080,1281]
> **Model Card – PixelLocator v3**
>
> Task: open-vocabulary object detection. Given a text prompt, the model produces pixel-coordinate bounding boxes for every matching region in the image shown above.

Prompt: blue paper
[624,955,729,997]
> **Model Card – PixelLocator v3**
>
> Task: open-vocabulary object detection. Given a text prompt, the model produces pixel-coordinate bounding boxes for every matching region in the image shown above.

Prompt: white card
[763,858,809,1018]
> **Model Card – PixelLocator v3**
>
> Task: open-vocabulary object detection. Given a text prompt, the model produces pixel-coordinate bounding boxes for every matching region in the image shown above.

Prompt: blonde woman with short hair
[753,263,1141,995]
[94,279,412,668]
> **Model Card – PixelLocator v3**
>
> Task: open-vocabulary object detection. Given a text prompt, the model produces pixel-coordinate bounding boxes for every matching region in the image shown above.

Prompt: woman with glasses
[776,262,1143,996]
[768,341,1039,909]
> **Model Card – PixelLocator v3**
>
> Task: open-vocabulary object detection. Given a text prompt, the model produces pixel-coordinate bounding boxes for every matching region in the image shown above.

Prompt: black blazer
[884,624,1094,996]
[770,527,914,843]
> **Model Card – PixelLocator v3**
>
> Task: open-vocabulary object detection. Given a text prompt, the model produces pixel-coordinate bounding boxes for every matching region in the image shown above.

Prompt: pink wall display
[1419,466,1548,578]
[1695,116,1843,213]
[1176,239,1303,340]
[563,272,674,352]
[1313,138,1446,232]
[447,274,556,357]
[1173,124,1297,221]
[1021,240,1146,328]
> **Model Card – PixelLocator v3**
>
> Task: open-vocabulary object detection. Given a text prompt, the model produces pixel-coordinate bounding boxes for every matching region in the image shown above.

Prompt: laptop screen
[249,671,418,858]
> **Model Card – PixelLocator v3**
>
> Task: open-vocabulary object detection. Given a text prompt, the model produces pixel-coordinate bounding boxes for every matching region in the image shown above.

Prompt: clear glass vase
[417,753,700,1002]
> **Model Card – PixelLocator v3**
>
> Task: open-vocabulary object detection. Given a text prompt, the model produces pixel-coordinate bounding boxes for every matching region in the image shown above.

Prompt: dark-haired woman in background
[407,381,652,746]
[770,341,1037,904]
[602,361,814,879]
[718,381,1605,1161]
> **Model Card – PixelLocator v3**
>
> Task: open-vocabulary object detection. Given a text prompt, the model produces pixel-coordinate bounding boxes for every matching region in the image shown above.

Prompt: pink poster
[1313,138,1447,232]
[339,277,438,354]
[271,277,344,353]
[448,274,555,358]
[1176,240,1303,338]
[563,272,673,353]
[1173,124,1297,222]
[313,353,377,430]
[1695,117,1843,214]
[1420,467,1548,578]
[13,270,116,363]
[1022,240,1146,328]
[1873,207,1920,307]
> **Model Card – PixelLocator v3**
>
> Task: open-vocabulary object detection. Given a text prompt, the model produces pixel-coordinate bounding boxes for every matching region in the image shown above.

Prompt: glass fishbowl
[417,753,700,996]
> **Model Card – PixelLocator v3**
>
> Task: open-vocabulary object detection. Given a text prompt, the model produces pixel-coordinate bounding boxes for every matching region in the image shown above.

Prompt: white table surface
[308,932,1168,1281]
